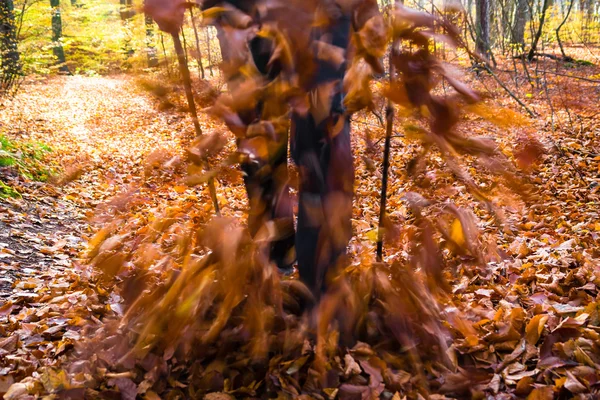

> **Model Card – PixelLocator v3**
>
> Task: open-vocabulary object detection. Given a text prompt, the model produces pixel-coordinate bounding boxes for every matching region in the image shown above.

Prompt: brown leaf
[526,386,554,400]
[3,383,27,400]
[525,315,548,345]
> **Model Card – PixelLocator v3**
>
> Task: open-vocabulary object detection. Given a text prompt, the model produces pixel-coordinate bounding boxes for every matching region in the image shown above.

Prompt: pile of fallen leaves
[0,32,599,400]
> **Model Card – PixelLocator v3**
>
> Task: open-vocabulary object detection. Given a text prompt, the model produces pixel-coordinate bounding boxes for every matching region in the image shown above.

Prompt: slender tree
[475,0,491,56]
[205,26,213,77]
[49,0,68,71]
[0,0,21,92]
[160,32,171,76]
[511,0,528,47]
[120,0,134,58]
[171,31,220,215]
[189,8,205,79]
[172,32,201,136]
[145,12,158,67]
[527,0,550,60]
[556,0,575,60]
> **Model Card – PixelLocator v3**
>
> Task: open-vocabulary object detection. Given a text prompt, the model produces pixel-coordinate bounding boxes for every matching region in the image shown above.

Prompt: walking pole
[376,44,396,262]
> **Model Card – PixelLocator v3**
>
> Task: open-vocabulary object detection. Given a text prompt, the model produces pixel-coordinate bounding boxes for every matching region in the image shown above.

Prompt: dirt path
[0,76,195,299]
[0,76,221,393]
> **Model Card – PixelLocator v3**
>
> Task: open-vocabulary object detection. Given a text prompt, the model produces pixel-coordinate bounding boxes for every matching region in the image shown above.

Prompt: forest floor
[0,55,600,399]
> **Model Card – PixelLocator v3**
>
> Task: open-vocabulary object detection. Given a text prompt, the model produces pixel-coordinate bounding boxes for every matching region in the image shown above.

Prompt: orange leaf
[525,314,548,345]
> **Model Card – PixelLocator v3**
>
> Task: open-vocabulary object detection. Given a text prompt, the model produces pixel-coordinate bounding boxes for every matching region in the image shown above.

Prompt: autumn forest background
[0,0,599,398]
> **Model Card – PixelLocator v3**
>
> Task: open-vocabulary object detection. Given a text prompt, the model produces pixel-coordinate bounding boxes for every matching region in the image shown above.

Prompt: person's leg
[292,112,354,294]
[236,120,295,272]
[213,24,295,271]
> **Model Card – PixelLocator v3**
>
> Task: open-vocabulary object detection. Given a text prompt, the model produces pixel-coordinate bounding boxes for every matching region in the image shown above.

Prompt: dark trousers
[238,108,353,293]
[291,112,354,292]
[218,17,354,293]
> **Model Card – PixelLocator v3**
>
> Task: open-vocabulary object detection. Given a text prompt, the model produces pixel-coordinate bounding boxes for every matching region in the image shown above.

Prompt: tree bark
[511,0,528,46]
[160,32,171,76]
[475,0,490,56]
[49,0,68,71]
[172,32,221,215]
[0,0,21,91]
[189,7,205,80]
[556,0,574,60]
[527,0,550,61]
[205,27,214,77]
[144,13,158,67]
[172,32,202,136]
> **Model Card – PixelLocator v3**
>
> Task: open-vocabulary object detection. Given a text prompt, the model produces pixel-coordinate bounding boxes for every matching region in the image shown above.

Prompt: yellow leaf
[554,377,566,388]
[173,185,187,194]
[366,229,379,243]
[450,218,465,247]
[521,262,533,270]
[526,386,554,400]
[41,368,70,393]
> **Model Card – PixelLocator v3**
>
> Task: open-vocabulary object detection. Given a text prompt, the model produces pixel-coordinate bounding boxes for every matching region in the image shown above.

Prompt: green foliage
[0,134,55,197]
[0,179,21,197]
[15,0,152,75]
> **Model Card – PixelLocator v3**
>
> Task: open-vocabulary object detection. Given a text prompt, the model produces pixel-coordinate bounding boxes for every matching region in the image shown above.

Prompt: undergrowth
[0,134,54,197]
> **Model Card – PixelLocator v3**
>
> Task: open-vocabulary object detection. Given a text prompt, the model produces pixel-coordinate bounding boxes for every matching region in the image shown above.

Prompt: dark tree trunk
[0,0,21,91]
[50,0,68,71]
[120,0,134,58]
[181,27,189,65]
[511,0,528,46]
[556,0,574,60]
[171,32,202,136]
[475,0,491,55]
[119,0,134,19]
[172,31,220,215]
[144,13,158,67]
[527,0,550,61]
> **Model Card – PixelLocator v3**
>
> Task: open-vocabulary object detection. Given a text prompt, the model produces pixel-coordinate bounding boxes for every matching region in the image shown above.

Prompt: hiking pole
[376,44,396,263]
[171,31,221,216]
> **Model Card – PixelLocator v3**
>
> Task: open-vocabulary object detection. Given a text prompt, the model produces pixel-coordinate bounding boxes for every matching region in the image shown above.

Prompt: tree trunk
[171,32,202,136]
[160,32,171,76]
[49,0,68,71]
[527,0,550,61]
[0,0,21,91]
[144,12,158,67]
[511,0,528,46]
[172,31,222,215]
[498,0,511,53]
[205,26,213,77]
[189,8,205,80]
[181,27,189,65]
[556,0,574,60]
[475,0,490,55]
[119,0,134,20]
